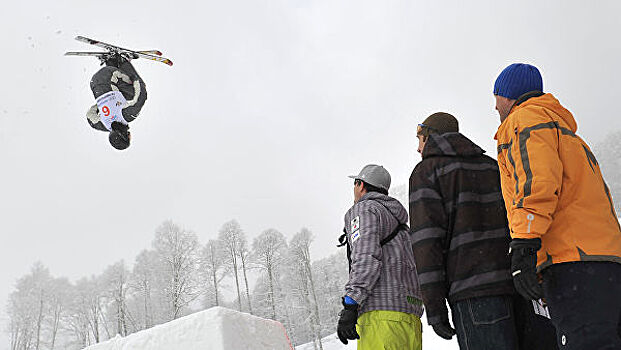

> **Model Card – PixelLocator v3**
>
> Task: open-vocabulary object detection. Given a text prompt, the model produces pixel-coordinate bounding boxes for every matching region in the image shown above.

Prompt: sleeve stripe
[517,121,560,208]
[449,270,511,295]
[418,270,445,285]
[429,162,498,183]
[409,188,442,203]
[449,228,508,251]
[411,227,446,244]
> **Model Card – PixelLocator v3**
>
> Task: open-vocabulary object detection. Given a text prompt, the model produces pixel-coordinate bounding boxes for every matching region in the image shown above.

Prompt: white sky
[2,1,621,348]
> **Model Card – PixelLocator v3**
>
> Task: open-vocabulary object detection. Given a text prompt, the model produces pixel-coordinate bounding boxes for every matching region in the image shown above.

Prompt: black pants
[451,295,519,350]
[513,295,559,350]
[542,262,621,349]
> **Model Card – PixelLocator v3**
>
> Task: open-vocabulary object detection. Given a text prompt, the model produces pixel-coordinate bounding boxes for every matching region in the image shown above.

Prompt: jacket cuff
[511,232,542,240]
[345,290,365,306]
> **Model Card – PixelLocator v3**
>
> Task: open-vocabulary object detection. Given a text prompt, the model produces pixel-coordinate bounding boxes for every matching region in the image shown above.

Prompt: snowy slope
[296,332,457,350]
[296,319,458,350]
[82,307,292,350]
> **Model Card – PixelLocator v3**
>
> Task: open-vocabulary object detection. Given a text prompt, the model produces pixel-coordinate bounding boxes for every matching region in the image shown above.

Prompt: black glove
[510,238,543,300]
[337,298,359,345]
[431,317,455,340]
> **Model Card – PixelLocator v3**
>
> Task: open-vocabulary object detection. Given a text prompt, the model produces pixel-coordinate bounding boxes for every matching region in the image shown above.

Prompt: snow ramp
[82,306,293,350]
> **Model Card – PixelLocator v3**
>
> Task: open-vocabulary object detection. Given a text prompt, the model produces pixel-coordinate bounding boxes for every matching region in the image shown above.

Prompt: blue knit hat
[493,63,543,100]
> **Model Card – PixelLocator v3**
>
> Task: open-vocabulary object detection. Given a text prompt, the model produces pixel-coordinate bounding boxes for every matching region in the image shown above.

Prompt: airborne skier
[67,36,172,150]
[85,54,147,150]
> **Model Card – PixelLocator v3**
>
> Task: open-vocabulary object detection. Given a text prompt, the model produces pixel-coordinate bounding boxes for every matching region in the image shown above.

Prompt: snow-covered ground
[79,305,458,350]
[296,318,458,350]
[82,307,292,350]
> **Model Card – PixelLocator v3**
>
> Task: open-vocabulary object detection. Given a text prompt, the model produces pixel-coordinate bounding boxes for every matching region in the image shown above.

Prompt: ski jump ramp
[82,307,293,350]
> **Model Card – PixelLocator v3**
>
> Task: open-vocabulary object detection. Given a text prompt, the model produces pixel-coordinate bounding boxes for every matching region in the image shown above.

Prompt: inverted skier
[85,54,147,150]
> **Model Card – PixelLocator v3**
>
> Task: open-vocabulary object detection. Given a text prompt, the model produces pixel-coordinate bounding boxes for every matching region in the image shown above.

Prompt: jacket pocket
[467,296,511,325]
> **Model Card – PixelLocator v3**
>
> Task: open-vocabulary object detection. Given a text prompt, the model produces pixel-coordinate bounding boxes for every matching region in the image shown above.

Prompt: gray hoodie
[343,192,423,317]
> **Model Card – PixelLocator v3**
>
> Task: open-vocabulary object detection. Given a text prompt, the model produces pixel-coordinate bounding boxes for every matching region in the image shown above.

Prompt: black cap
[109,122,130,150]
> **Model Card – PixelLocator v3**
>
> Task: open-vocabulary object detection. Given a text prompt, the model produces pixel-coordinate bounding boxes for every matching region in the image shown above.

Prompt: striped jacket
[87,60,147,131]
[409,133,514,325]
[343,192,423,317]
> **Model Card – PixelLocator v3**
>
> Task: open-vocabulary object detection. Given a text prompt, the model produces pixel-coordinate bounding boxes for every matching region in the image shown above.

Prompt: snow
[295,334,356,350]
[81,307,292,350]
[296,320,459,350]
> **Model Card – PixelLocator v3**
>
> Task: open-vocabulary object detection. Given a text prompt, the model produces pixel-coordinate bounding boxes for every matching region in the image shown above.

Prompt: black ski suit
[86,60,147,131]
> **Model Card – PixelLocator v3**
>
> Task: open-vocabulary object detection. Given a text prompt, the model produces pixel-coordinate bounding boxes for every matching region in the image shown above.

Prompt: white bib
[96,91,128,131]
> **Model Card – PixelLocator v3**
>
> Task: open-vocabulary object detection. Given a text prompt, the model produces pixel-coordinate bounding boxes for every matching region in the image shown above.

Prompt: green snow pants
[356,310,422,350]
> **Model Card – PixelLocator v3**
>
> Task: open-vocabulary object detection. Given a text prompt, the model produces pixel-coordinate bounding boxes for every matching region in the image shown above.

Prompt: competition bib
[96,91,128,131]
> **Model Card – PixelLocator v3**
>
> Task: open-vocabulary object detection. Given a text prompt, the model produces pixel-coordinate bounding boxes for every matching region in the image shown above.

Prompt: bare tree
[239,236,253,314]
[6,262,55,350]
[46,277,71,349]
[252,229,287,320]
[594,130,621,215]
[101,261,131,336]
[290,229,323,350]
[65,276,105,347]
[199,240,226,308]
[217,220,244,311]
[153,220,201,320]
[129,249,159,330]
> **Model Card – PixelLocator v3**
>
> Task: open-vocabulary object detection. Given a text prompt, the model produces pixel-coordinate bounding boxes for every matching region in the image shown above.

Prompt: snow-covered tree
[252,229,287,320]
[289,229,323,350]
[217,220,245,312]
[128,249,159,330]
[593,130,621,215]
[152,220,201,320]
[7,262,53,350]
[45,277,71,349]
[239,237,253,314]
[64,275,105,347]
[100,261,132,336]
[199,240,226,308]
[311,251,348,337]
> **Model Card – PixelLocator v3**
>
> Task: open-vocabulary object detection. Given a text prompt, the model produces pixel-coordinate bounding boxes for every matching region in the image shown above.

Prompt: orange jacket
[495,92,621,270]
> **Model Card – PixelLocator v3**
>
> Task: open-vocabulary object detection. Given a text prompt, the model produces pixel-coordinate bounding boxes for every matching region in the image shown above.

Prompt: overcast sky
[2,1,621,348]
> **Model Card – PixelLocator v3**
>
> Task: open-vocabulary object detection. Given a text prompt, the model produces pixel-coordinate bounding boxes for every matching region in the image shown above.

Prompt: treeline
[6,220,348,350]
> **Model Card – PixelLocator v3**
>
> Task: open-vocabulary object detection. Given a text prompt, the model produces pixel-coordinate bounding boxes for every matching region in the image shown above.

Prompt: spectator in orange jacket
[493,63,621,349]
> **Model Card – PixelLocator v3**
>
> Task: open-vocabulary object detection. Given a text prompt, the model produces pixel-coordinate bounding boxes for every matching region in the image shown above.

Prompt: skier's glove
[510,238,543,300]
[337,298,359,345]
[430,317,455,340]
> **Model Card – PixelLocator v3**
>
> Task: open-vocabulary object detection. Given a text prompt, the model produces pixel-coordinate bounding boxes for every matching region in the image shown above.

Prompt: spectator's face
[354,180,364,203]
[495,95,515,123]
[416,126,426,155]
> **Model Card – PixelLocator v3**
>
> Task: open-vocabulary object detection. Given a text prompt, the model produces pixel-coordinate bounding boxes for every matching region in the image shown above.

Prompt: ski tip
[164,59,173,66]
[155,50,163,56]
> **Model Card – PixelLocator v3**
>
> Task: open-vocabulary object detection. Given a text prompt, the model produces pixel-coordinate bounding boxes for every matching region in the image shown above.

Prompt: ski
[68,36,173,66]
[137,50,163,56]
[65,51,111,57]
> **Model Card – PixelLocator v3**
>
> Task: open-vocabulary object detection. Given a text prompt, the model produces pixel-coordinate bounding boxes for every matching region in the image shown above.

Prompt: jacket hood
[514,93,578,132]
[358,192,409,224]
[422,132,485,159]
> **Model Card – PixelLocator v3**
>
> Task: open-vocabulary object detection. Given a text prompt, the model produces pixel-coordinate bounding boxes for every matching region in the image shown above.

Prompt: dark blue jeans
[451,295,519,350]
[542,262,621,350]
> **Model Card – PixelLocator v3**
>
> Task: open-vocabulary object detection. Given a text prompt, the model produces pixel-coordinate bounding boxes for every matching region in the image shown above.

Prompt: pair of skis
[65,36,173,66]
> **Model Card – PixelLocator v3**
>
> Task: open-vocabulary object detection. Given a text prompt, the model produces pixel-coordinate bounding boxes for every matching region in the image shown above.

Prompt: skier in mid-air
[85,54,147,150]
